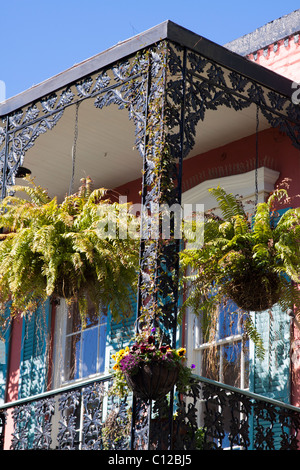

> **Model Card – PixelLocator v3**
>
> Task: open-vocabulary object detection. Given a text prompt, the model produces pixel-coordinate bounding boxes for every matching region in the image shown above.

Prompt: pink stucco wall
[6,316,22,402]
[247,34,300,82]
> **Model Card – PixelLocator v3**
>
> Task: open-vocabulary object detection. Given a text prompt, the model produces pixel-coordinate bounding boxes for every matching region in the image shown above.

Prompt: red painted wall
[6,316,22,402]
[116,127,300,206]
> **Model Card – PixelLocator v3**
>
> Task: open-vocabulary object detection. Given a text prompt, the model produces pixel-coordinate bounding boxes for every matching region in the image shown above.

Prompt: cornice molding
[182,166,280,210]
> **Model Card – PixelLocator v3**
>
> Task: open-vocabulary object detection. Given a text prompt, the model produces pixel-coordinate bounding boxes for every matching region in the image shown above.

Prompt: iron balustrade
[179,376,300,450]
[0,374,299,450]
[0,374,131,450]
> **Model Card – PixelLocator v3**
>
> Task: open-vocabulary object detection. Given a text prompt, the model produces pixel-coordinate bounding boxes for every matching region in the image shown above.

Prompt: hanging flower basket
[125,361,179,400]
[110,327,194,400]
[180,185,300,359]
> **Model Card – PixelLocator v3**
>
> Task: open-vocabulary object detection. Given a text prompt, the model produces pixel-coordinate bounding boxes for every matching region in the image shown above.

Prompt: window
[192,301,249,389]
[53,298,107,387]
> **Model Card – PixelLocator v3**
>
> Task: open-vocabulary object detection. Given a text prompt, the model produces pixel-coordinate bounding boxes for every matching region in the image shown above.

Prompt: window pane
[223,343,241,387]
[201,346,220,381]
[63,301,108,383]
[98,320,107,374]
[81,327,98,377]
[66,303,81,335]
[218,302,240,339]
[85,298,100,328]
[65,333,81,381]
[243,343,250,389]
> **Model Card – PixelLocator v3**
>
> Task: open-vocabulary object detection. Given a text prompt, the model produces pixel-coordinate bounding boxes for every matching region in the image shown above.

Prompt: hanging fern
[180,185,300,356]
[0,176,139,323]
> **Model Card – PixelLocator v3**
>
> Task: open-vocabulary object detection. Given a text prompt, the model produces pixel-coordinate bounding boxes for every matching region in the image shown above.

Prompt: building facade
[0,11,300,450]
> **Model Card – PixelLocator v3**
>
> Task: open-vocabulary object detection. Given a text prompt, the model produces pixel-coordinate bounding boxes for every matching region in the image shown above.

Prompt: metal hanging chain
[255,105,259,208]
[69,102,80,196]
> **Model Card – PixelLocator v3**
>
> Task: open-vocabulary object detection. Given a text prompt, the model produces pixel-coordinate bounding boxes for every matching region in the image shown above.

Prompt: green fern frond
[209,186,246,221]
[253,203,272,242]
[244,315,265,360]
[232,215,249,236]
[13,176,51,206]
[0,177,139,322]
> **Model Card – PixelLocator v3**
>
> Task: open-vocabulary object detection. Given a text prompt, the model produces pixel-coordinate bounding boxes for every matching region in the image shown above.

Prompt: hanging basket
[125,362,179,401]
[224,270,282,312]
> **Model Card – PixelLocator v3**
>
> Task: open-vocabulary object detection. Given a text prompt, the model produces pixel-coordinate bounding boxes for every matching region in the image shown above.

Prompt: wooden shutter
[106,303,137,373]
[250,305,290,449]
[250,305,290,402]
[105,292,137,414]
[19,300,51,399]
[249,208,291,448]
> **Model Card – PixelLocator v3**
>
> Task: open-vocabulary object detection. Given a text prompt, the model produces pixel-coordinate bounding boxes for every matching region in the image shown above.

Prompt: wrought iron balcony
[0,374,299,450]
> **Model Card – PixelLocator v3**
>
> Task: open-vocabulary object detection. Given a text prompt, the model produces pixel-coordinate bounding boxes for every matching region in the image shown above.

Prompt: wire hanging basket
[224,269,282,312]
[125,362,179,401]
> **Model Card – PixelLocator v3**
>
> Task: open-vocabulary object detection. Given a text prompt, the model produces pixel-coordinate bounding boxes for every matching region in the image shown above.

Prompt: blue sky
[1,1,300,99]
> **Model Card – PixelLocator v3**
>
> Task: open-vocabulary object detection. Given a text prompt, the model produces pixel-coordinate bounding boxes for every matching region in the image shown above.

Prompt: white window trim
[52,299,68,389]
[52,298,107,389]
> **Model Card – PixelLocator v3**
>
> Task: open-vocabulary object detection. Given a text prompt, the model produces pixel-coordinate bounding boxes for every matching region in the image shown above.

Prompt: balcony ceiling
[21,98,142,200]
[19,99,270,201]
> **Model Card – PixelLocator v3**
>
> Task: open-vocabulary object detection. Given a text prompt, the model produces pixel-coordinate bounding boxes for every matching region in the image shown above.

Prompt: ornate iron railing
[178,376,300,450]
[0,375,131,450]
[0,374,299,450]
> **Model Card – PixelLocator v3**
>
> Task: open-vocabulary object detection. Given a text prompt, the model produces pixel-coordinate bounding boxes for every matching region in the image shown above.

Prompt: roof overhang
[0,20,296,117]
[0,21,298,201]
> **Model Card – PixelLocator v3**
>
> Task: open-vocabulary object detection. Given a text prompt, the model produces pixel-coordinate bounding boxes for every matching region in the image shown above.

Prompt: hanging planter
[180,185,300,317]
[224,269,282,312]
[124,361,179,401]
[110,327,193,400]
[0,176,139,321]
